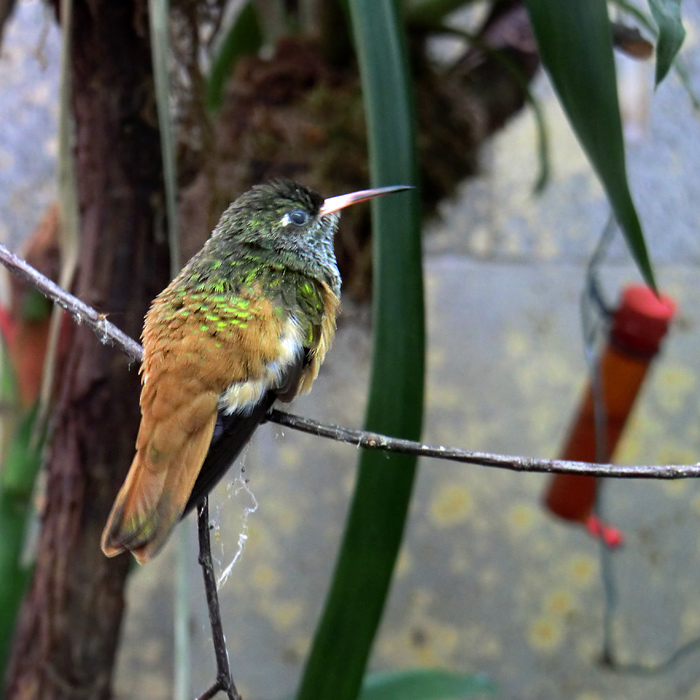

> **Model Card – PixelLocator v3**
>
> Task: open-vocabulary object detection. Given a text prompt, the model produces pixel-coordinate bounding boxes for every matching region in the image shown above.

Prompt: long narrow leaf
[147,3,190,698]
[0,404,42,675]
[405,0,482,25]
[360,669,493,700]
[295,1,424,699]
[525,0,656,289]
[612,0,699,108]
[37,0,80,438]
[206,2,263,112]
[149,0,179,275]
[648,0,685,85]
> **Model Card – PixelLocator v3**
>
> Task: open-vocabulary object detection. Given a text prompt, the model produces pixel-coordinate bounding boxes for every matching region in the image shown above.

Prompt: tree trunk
[5,1,170,697]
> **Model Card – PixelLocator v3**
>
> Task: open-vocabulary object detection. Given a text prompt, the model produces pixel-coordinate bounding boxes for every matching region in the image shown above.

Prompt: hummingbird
[101,178,410,563]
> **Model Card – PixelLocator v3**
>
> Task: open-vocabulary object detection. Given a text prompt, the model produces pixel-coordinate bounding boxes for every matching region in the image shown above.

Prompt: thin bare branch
[197,498,241,700]
[267,410,700,479]
[195,681,225,700]
[1,241,699,480]
[0,242,143,363]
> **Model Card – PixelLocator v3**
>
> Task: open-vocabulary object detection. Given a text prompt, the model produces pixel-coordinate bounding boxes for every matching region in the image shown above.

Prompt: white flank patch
[219,316,305,415]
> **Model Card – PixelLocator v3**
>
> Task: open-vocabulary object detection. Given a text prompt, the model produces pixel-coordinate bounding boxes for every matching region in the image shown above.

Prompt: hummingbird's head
[227,178,330,249]
[212,178,412,292]
[215,179,338,290]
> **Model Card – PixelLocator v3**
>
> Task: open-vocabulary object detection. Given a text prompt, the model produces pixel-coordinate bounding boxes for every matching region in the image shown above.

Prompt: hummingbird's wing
[183,278,340,514]
[102,275,339,563]
[182,388,277,515]
[102,283,302,563]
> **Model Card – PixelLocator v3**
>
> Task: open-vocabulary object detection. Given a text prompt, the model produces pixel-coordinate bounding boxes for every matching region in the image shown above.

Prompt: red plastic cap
[611,285,676,356]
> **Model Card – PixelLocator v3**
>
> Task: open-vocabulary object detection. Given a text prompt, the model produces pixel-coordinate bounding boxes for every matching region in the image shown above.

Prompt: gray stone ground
[4,2,700,699]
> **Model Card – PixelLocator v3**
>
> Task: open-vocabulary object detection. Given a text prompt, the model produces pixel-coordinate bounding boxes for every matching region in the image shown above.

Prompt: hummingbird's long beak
[319,185,413,217]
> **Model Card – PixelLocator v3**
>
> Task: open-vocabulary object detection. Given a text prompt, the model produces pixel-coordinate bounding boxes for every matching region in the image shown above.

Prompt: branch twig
[196,498,240,700]
[267,410,700,479]
[0,243,143,363]
[1,240,699,479]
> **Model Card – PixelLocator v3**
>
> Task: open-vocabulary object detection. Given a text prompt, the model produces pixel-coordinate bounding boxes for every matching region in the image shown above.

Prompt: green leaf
[360,669,494,700]
[206,2,263,112]
[524,0,656,290]
[147,6,191,698]
[611,0,699,108]
[295,2,424,700]
[149,0,179,275]
[404,0,483,25]
[648,0,686,85]
[0,404,43,677]
[21,288,52,322]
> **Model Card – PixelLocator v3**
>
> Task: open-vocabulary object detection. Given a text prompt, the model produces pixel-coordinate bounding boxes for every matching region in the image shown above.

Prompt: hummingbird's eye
[289,209,309,226]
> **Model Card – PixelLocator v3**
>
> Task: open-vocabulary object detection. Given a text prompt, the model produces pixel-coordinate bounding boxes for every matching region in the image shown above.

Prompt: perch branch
[267,410,700,479]
[197,498,241,700]
[0,243,144,362]
[1,241,699,479]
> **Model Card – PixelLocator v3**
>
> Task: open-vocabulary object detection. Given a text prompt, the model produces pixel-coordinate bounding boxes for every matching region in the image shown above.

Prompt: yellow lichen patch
[245,522,264,550]
[542,353,574,385]
[288,634,311,661]
[429,483,472,526]
[478,567,498,589]
[381,619,460,666]
[657,443,696,463]
[44,135,58,158]
[341,469,358,496]
[269,600,303,631]
[655,366,696,412]
[252,564,279,592]
[278,445,301,468]
[428,346,445,371]
[418,621,459,660]
[137,671,171,699]
[426,385,462,409]
[461,625,502,660]
[375,632,402,660]
[527,404,563,444]
[273,501,299,532]
[140,637,166,664]
[507,503,535,534]
[681,606,700,637]
[614,435,644,465]
[528,615,564,652]
[503,230,525,256]
[545,589,577,616]
[535,229,558,260]
[449,550,470,574]
[469,224,493,256]
[566,554,597,587]
[505,330,529,358]
[478,633,502,659]
[395,546,413,578]
[661,478,689,496]
[576,636,600,663]
[411,587,434,611]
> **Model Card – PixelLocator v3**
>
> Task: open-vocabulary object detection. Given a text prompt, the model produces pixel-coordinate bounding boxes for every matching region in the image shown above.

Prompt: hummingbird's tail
[101,407,218,564]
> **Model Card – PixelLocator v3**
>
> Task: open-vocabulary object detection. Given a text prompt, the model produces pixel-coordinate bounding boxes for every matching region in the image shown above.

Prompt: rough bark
[5,1,170,698]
